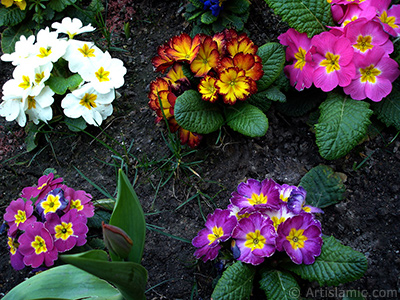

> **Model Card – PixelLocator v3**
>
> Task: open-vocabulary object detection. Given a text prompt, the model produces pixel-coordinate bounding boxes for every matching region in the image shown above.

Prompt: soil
[1,0,400,299]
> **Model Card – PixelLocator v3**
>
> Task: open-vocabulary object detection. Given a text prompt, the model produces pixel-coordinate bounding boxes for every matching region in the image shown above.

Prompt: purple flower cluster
[192,178,324,265]
[3,173,94,270]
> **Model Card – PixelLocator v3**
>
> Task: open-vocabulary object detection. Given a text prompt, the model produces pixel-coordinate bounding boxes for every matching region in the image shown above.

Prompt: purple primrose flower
[21,173,63,204]
[4,198,37,236]
[36,188,68,219]
[8,236,25,270]
[63,185,94,218]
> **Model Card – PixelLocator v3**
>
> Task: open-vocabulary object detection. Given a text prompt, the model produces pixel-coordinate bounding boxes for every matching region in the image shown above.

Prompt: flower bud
[102,221,133,259]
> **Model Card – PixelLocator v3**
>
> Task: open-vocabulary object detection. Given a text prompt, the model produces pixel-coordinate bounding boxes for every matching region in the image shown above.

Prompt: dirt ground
[1,0,400,299]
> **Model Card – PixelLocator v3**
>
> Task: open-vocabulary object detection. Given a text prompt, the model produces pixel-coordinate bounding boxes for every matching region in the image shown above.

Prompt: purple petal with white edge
[285,244,303,265]
[287,186,307,214]
[237,179,262,198]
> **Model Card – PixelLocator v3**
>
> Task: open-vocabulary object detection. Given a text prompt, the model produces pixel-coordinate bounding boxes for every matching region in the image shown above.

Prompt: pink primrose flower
[311,32,356,92]
[276,214,323,265]
[192,209,237,262]
[4,198,36,236]
[36,188,68,220]
[278,28,314,91]
[231,213,277,265]
[343,47,400,101]
[45,209,88,252]
[18,221,58,268]
[21,173,63,204]
[62,185,94,218]
[375,1,400,37]
[8,236,25,270]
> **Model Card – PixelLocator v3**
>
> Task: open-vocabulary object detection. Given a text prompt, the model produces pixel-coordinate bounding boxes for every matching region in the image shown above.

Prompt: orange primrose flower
[166,33,201,63]
[190,36,220,77]
[215,67,251,105]
[154,90,176,122]
[166,63,190,90]
[168,118,202,149]
[198,76,219,103]
[148,77,170,104]
[226,35,258,57]
[151,43,175,73]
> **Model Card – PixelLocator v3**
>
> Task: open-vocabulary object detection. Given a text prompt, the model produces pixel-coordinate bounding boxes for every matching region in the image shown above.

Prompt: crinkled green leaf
[46,74,83,95]
[48,0,77,12]
[259,268,300,300]
[222,11,245,30]
[174,89,224,134]
[3,264,123,300]
[201,11,218,24]
[188,0,204,9]
[264,0,335,37]
[282,236,368,286]
[256,43,286,91]
[212,261,256,300]
[265,86,286,102]
[0,6,26,27]
[1,25,32,54]
[225,0,251,14]
[61,250,147,300]
[315,92,373,160]
[300,165,346,208]
[248,90,272,113]
[371,80,400,131]
[225,102,269,137]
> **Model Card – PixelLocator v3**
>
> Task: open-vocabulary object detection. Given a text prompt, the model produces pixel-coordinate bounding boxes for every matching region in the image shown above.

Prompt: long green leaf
[3,264,123,300]
[256,42,286,91]
[315,92,373,160]
[109,169,146,263]
[282,236,368,286]
[264,0,335,37]
[211,261,256,300]
[259,268,300,300]
[61,250,147,300]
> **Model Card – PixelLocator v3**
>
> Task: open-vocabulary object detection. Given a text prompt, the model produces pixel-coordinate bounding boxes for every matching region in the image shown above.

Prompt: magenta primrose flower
[192,209,237,262]
[18,221,58,268]
[264,202,295,231]
[36,188,68,219]
[62,185,95,218]
[7,236,25,270]
[232,213,277,265]
[45,209,88,252]
[375,0,400,37]
[311,31,355,92]
[276,214,323,265]
[21,173,63,204]
[338,4,377,28]
[343,47,400,101]
[4,198,37,236]
[230,178,280,213]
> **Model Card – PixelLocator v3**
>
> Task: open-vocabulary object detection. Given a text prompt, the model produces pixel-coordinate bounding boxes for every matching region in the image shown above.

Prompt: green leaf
[264,0,335,37]
[64,116,87,132]
[371,80,400,131]
[212,261,256,300]
[315,92,373,160]
[0,6,26,27]
[188,0,204,9]
[225,102,269,137]
[225,0,251,15]
[46,73,83,95]
[259,268,300,300]
[87,209,112,229]
[25,122,41,152]
[48,0,77,12]
[3,264,123,300]
[248,90,272,113]
[256,43,286,91]
[174,89,224,134]
[264,86,286,102]
[201,11,218,24]
[61,250,147,300]
[282,236,368,286]
[1,24,32,54]
[109,169,146,264]
[222,11,245,30]
[299,165,346,208]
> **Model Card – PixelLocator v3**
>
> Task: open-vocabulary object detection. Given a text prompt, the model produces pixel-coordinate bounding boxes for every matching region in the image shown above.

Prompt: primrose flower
[226,34,258,57]
[45,209,88,252]
[148,77,176,122]
[286,186,324,214]
[21,173,64,204]
[311,31,355,92]
[166,33,201,64]
[63,186,94,218]
[192,209,237,262]
[232,213,277,265]
[177,126,203,148]
[30,27,67,66]
[51,17,95,39]
[264,203,296,231]
[61,83,115,126]
[7,236,25,270]
[215,67,251,104]
[152,42,175,73]
[4,198,36,236]
[63,40,104,74]
[36,188,68,219]
[198,76,219,102]
[18,222,58,268]
[2,64,37,99]
[276,214,323,265]
[1,0,26,10]
[190,36,220,77]
[277,184,296,202]
[25,86,55,125]
[1,34,35,66]
[337,4,377,28]
[343,47,400,102]
[375,0,400,37]
[230,178,280,212]
[166,63,190,92]
[0,93,27,127]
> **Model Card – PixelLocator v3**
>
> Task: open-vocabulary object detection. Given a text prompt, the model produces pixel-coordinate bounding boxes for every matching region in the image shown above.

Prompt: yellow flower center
[294,47,307,70]
[41,194,61,214]
[208,226,224,244]
[271,216,286,230]
[343,15,359,27]
[18,75,31,89]
[244,230,266,251]
[38,182,47,190]
[55,222,74,240]
[79,93,97,110]
[360,65,381,83]
[67,31,77,39]
[35,71,45,85]
[8,237,18,255]
[354,35,373,52]
[70,199,83,211]
[14,210,26,226]
[95,67,110,82]
[379,11,398,29]
[27,96,36,110]
[31,236,47,254]
[320,52,341,73]
[37,47,52,58]
[78,44,96,57]
[286,228,308,249]
[248,193,268,206]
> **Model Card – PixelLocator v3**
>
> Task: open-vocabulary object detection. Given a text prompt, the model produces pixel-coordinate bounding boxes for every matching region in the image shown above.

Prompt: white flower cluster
[0,17,127,127]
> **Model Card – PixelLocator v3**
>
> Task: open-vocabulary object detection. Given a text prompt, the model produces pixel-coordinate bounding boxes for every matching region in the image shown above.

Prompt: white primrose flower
[61,83,115,126]
[26,86,55,124]
[52,17,95,39]
[1,34,36,66]
[30,27,68,66]
[0,94,27,127]
[79,51,127,94]
[63,40,104,74]
[2,64,37,99]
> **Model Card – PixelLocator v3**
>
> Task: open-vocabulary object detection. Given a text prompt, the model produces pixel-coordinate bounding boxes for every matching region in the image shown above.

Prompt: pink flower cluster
[192,178,324,266]
[3,173,94,270]
[280,0,400,102]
